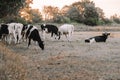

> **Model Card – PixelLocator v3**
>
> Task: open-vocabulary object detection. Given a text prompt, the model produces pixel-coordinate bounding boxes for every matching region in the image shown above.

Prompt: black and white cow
[25,25,44,50]
[85,32,110,43]
[0,23,27,44]
[41,24,59,40]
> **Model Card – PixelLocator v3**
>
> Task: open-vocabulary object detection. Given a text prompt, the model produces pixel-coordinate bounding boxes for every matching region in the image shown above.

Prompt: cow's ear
[108,33,110,35]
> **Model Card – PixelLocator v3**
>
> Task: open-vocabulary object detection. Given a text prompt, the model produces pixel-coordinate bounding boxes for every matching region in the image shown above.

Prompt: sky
[30,0,120,18]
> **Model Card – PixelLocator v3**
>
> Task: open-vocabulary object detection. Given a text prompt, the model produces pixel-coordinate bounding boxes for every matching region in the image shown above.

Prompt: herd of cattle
[0,22,110,50]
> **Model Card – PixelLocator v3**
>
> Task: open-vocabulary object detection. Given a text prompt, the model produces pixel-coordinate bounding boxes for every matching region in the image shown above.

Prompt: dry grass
[0,42,43,80]
[6,30,120,80]
[0,42,28,80]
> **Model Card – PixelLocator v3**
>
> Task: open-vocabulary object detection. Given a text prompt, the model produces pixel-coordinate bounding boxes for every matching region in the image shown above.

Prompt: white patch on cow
[43,24,46,26]
[25,24,32,35]
[89,38,95,43]
[28,26,38,37]
[42,30,47,40]
[15,23,24,43]
[7,23,17,44]
[44,28,48,32]
[4,22,24,44]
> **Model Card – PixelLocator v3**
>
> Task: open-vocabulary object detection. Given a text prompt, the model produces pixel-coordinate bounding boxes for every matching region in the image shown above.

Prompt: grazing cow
[85,32,110,43]
[0,23,26,44]
[25,25,44,50]
[58,24,74,41]
[41,24,59,40]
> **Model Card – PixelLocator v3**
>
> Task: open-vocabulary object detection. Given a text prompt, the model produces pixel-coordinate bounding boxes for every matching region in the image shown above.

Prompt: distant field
[36,23,120,31]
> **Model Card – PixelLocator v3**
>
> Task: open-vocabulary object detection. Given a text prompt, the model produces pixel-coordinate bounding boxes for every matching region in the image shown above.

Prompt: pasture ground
[4,30,120,80]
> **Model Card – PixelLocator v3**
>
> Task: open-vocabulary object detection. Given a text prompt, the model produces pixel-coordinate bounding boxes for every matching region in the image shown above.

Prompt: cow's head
[41,24,46,30]
[41,24,49,33]
[102,32,110,37]
[38,41,44,50]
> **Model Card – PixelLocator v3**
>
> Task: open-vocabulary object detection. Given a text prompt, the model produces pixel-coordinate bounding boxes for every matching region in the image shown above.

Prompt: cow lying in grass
[85,32,110,43]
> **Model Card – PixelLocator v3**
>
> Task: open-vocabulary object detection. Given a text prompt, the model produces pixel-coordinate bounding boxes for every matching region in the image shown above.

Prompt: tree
[0,0,27,18]
[96,7,105,20]
[30,9,42,23]
[19,0,33,23]
[43,6,59,21]
[67,6,81,22]
[0,0,33,23]
[110,14,120,24]
[82,0,99,26]
[61,0,104,25]
[60,5,70,16]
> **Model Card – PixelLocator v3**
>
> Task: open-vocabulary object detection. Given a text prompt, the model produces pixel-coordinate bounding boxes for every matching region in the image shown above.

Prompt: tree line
[0,0,120,26]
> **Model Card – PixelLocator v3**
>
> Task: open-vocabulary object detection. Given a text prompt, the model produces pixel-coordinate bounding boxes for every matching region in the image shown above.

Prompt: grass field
[1,24,120,80]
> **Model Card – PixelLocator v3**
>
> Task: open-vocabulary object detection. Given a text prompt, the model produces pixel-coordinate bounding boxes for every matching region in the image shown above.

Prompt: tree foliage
[43,6,59,20]
[1,0,116,25]
[83,1,99,26]
[30,9,42,23]
[110,14,120,24]
[67,6,82,22]
[42,0,106,26]
[0,0,26,18]
[0,0,33,23]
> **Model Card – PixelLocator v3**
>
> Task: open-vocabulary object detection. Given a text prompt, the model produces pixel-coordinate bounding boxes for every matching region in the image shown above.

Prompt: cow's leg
[65,34,70,42]
[68,31,72,41]
[50,32,54,40]
[68,32,71,41]
[8,35,12,44]
[54,34,57,39]
[54,32,58,39]
[58,32,61,40]
[13,32,17,44]
[42,31,46,40]
[51,32,53,37]
[64,33,68,38]
[18,32,22,44]
[28,38,31,48]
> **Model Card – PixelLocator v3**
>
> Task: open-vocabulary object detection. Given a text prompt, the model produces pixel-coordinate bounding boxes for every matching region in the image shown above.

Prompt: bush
[103,18,112,25]
[53,16,71,23]
[113,18,120,24]
[1,16,27,24]
[97,20,105,25]
[84,18,98,26]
